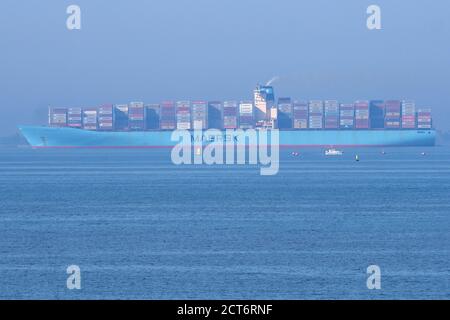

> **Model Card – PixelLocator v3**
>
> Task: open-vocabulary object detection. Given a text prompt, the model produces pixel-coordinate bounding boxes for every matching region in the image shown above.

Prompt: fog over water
[0,0,449,135]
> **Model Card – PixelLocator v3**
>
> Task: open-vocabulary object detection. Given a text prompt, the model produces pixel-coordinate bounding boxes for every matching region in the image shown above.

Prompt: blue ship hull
[18,126,436,148]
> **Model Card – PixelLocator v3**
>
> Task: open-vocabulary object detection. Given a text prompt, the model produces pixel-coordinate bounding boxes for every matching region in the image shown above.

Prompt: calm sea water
[0,146,448,299]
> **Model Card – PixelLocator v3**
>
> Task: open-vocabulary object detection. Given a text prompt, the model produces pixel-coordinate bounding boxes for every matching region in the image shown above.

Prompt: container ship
[19,85,436,148]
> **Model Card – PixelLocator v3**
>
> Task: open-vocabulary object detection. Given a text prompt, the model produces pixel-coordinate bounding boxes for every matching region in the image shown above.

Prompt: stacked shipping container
[293,101,308,129]
[176,101,191,130]
[47,97,433,132]
[49,108,67,127]
[145,104,160,130]
[114,104,129,131]
[339,103,354,129]
[308,100,324,129]
[98,104,113,131]
[208,101,223,129]
[401,100,416,129]
[369,100,385,129]
[239,101,254,129]
[191,101,208,130]
[129,102,145,131]
[384,100,401,129]
[324,100,339,129]
[223,101,238,129]
[160,101,176,130]
[82,108,98,130]
[277,98,293,129]
[354,100,370,129]
[67,107,82,128]
[417,108,432,129]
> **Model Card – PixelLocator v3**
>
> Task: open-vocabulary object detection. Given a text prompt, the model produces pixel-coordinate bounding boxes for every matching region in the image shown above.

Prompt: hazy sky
[0,0,449,135]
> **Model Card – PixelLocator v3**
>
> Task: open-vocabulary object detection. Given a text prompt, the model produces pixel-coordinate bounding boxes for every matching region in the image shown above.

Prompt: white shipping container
[177,122,191,130]
[386,112,401,117]
[309,100,323,106]
[401,101,416,115]
[99,110,113,115]
[51,119,67,124]
[130,102,144,108]
[99,116,113,121]
[309,101,323,114]
[116,105,129,112]
[324,101,339,114]
[340,119,354,125]
[294,119,308,129]
[193,120,205,130]
[223,117,237,128]
[239,103,253,114]
[309,116,323,128]
[340,110,354,117]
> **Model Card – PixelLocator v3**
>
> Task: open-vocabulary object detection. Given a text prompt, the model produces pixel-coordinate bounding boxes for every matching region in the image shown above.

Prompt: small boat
[381,150,386,155]
[325,148,343,156]
[355,154,360,162]
[291,151,300,157]
[421,152,426,156]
